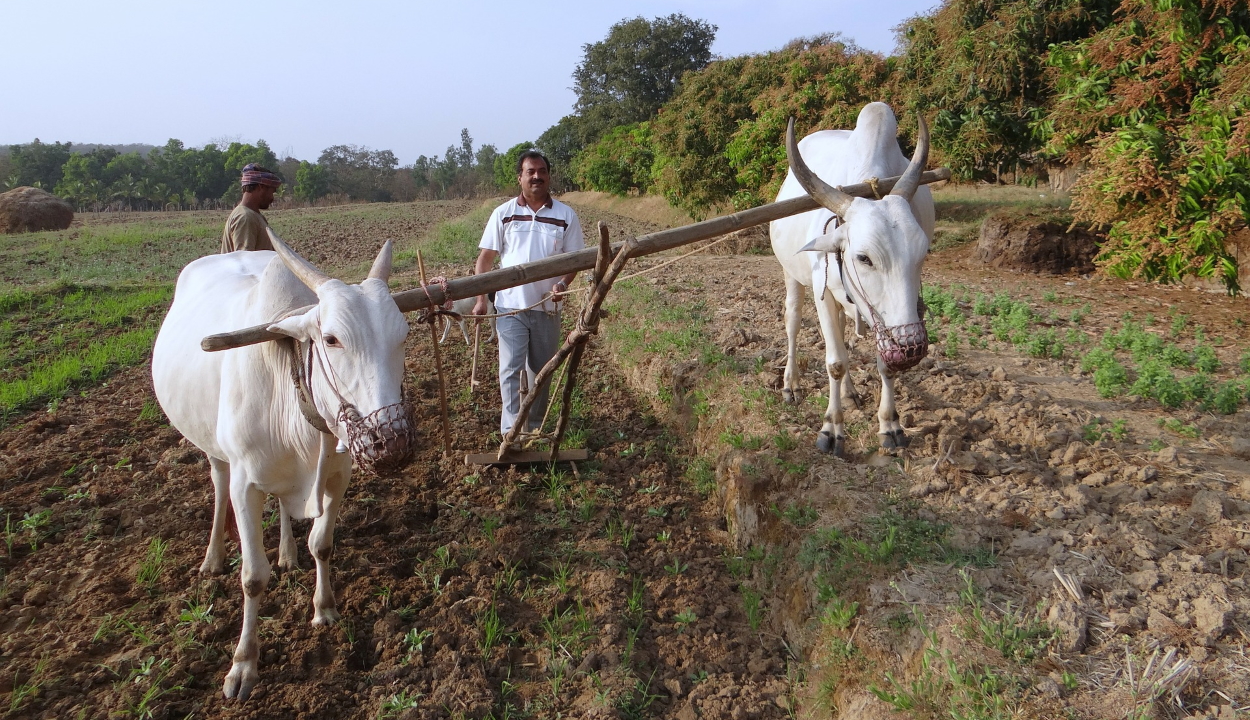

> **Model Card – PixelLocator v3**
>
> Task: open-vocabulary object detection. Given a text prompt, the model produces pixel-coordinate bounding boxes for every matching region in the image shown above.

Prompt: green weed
[821,595,859,631]
[378,690,423,719]
[672,608,697,633]
[741,586,763,630]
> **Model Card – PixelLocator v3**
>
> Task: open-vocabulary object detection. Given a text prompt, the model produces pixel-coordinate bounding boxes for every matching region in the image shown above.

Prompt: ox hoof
[815,431,846,457]
[878,430,911,451]
[223,663,259,701]
[782,388,798,404]
[277,555,301,572]
[199,559,225,576]
[312,607,341,626]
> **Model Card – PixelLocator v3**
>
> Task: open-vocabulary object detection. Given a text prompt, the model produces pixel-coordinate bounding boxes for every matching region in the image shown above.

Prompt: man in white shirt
[473,150,584,436]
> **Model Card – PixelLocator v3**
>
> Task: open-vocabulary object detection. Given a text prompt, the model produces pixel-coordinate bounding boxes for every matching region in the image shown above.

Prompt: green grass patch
[401,200,497,269]
[0,283,169,422]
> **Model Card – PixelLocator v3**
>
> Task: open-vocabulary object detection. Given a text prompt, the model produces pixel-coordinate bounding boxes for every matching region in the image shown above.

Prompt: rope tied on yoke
[416,275,454,325]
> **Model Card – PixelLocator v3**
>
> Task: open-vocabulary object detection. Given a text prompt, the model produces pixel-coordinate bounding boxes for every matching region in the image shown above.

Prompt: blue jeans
[496,308,561,435]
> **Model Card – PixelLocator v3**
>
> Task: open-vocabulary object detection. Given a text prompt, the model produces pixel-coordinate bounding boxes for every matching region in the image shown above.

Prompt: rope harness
[285,329,416,476]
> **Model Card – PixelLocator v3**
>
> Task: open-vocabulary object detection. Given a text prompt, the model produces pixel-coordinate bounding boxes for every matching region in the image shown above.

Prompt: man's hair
[515,149,550,175]
[242,184,260,193]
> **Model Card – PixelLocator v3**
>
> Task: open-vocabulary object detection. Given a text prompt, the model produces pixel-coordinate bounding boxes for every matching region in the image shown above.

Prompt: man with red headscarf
[220,164,283,253]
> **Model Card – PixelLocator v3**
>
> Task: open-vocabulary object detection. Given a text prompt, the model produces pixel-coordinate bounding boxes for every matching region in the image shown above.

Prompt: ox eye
[324,334,341,347]
[856,254,873,267]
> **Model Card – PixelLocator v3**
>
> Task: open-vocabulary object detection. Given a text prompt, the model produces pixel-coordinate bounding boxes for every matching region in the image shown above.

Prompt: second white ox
[151,233,413,700]
[770,102,934,456]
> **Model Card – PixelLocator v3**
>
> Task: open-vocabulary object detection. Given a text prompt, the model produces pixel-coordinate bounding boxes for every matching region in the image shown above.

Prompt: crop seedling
[122,656,185,720]
[433,544,456,570]
[479,603,504,654]
[136,537,169,593]
[403,628,433,662]
[178,599,213,627]
[18,509,52,550]
[656,530,671,544]
[664,557,688,575]
[378,690,423,719]
[673,608,697,633]
[626,577,645,617]
[8,655,49,715]
[1159,418,1200,438]
[481,515,501,544]
[548,558,574,593]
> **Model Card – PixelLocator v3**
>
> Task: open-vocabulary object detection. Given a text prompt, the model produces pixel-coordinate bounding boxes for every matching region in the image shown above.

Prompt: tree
[9,139,73,190]
[318,145,399,201]
[294,161,330,203]
[536,116,583,183]
[494,142,537,190]
[572,14,717,145]
[1041,0,1250,292]
[890,0,1117,181]
[572,122,654,195]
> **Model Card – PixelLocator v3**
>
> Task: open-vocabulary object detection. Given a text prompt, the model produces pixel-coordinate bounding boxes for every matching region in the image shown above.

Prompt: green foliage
[572,14,716,146]
[1044,1,1250,292]
[572,122,655,195]
[493,141,537,190]
[8,139,73,190]
[294,160,330,203]
[318,144,398,202]
[892,0,1116,182]
[650,35,888,215]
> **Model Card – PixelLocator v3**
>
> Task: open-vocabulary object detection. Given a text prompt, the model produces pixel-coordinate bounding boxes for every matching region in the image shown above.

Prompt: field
[1,190,1249,720]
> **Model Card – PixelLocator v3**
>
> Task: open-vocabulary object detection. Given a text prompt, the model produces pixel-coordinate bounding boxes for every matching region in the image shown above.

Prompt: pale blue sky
[0,0,938,164]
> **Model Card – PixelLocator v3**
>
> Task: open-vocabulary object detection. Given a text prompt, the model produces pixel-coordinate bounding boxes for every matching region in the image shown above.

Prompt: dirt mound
[975,211,1099,273]
[0,186,74,233]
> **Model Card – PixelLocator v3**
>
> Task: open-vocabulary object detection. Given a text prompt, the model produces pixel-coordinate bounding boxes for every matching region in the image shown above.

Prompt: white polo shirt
[479,195,585,312]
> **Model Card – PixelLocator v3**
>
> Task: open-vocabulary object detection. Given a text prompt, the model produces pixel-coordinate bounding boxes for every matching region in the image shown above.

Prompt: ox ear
[799,225,848,254]
[267,311,314,341]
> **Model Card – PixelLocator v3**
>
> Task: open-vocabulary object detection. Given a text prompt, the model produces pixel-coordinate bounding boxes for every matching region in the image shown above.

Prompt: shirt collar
[517,193,553,210]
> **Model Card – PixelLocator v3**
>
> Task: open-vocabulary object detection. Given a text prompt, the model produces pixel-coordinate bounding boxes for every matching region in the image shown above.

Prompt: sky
[0,0,939,165]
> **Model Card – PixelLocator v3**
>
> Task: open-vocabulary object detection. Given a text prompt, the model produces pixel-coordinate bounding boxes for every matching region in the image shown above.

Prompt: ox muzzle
[873,320,928,372]
[339,402,416,475]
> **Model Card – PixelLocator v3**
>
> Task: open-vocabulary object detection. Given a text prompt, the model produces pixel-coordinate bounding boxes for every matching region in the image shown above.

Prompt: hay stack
[0,186,74,233]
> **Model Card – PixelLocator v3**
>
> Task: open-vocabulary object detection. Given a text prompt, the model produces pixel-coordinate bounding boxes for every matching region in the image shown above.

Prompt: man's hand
[472,296,489,316]
[551,280,568,303]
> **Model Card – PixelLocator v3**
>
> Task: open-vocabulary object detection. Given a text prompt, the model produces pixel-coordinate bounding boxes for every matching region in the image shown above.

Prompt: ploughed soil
[2,199,1249,719]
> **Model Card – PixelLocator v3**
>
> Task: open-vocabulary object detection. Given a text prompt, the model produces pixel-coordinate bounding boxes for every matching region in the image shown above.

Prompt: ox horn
[786,117,854,218]
[268,228,332,290]
[367,240,393,283]
[889,113,930,201]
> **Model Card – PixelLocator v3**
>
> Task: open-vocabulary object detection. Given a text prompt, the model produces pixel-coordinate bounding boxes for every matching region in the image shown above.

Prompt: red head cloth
[241,164,282,188]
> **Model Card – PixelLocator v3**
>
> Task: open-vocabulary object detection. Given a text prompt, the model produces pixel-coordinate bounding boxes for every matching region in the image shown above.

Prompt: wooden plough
[201,167,951,466]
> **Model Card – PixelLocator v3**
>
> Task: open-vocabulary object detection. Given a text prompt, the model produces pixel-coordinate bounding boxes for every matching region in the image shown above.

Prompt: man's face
[256,185,277,209]
[518,157,550,199]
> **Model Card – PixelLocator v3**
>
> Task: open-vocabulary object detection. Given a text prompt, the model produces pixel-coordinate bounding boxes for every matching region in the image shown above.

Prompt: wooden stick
[201,168,951,352]
[499,231,636,461]
[551,221,614,459]
[469,320,482,394]
[417,250,452,459]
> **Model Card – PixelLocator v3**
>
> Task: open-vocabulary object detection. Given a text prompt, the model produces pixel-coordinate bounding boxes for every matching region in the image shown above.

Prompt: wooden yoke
[200,168,951,353]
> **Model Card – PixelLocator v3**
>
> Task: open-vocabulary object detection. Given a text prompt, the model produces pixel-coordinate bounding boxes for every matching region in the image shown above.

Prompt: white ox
[770,102,934,455]
[151,234,413,699]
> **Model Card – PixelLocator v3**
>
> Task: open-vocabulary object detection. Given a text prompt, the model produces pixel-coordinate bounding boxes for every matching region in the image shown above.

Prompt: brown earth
[2,200,1249,719]
[974,211,1099,274]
